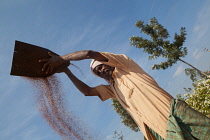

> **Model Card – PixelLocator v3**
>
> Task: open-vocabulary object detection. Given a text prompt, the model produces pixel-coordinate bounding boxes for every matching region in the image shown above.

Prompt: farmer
[39,50,210,140]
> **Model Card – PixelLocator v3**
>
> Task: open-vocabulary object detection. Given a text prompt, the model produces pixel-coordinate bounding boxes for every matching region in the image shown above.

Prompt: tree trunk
[178,58,210,78]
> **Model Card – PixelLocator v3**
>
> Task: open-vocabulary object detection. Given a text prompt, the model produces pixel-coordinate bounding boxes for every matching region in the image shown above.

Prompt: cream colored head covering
[90,59,114,83]
[90,59,103,76]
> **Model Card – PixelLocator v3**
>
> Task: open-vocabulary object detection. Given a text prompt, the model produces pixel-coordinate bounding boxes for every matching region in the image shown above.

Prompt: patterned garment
[146,125,164,140]
[166,99,210,140]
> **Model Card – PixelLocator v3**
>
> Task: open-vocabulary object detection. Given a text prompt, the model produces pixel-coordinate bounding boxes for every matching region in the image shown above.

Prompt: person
[39,50,210,140]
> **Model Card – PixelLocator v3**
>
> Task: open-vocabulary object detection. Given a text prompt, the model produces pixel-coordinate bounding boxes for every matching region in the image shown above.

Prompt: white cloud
[193,25,200,32]
[173,65,184,78]
[58,16,125,54]
[193,49,203,60]
[191,1,210,42]
[192,23,208,41]
[106,134,114,140]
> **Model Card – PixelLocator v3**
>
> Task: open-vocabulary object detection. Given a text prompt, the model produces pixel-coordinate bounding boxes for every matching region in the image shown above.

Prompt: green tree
[111,99,139,132]
[184,68,210,92]
[113,131,147,140]
[184,79,210,118]
[182,68,210,118]
[130,17,209,78]
[185,68,210,82]
[113,131,124,140]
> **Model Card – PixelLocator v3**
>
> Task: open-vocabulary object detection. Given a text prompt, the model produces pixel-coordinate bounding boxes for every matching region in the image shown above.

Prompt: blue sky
[1,0,210,140]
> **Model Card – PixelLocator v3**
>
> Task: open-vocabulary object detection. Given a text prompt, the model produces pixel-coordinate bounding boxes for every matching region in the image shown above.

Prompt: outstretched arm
[39,50,108,74]
[63,68,99,96]
[61,50,107,61]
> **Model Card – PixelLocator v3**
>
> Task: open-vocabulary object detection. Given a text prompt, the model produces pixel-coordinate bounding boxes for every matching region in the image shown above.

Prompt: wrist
[61,55,69,61]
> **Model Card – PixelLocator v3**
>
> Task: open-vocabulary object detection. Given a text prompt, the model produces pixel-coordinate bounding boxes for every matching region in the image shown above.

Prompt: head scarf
[90,59,114,83]
[90,59,103,77]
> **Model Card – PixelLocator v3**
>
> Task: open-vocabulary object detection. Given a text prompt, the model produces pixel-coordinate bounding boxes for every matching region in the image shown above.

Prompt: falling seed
[23,75,95,140]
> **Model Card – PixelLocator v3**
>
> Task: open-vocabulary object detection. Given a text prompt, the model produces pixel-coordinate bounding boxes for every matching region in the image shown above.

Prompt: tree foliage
[185,68,210,82]
[113,131,124,140]
[184,79,210,118]
[130,17,209,78]
[130,17,187,70]
[181,68,210,118]
[111,99,139,132]
[184,68,210,92]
